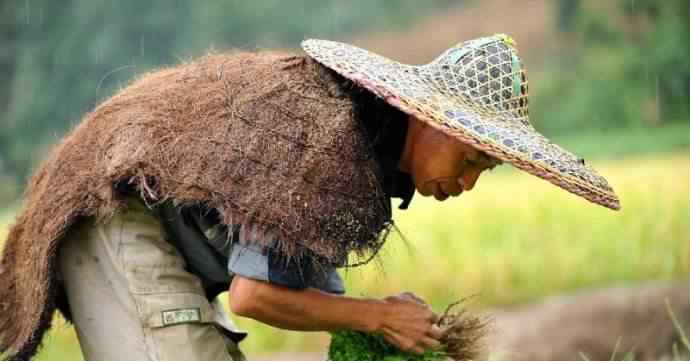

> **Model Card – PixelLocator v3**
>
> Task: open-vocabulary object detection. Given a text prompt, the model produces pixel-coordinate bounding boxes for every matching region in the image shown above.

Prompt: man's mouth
[422,178,464,201]
[432,182,449,201]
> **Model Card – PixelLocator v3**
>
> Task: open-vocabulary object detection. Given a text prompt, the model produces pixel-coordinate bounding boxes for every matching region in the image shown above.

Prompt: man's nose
[461,168,482,191]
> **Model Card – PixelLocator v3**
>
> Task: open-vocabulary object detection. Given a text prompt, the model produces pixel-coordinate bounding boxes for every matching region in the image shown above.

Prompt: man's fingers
[382,329,410,352]
[382,328,432,355]
[410,345,425,355]
[383,333,402,350]
[421,336,442,350]
[400,291,427,305]
[430,312,440,324]
[428,324,444,339]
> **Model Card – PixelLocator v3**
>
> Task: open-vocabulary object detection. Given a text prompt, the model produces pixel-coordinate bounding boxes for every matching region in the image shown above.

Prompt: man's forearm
[229,276,383,332]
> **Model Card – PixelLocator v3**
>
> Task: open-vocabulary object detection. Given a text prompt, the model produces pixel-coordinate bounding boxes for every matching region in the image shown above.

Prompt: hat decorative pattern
[302,35,620,210]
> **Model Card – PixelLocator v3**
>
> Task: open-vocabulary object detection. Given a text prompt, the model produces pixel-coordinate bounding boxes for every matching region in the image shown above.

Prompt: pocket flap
[138,292,215,328]
[137,293,249,343]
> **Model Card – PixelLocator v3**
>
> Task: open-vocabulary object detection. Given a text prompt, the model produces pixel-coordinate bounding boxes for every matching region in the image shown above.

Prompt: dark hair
[326,68,408,150]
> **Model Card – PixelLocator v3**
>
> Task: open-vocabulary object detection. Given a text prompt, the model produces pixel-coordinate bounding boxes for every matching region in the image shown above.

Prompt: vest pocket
[136,292,238,361]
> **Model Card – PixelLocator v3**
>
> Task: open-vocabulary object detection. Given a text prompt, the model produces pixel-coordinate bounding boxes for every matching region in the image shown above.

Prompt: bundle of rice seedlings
[328,300,488,361]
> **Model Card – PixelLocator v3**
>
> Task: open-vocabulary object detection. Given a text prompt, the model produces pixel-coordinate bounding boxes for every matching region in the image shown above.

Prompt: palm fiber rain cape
[0,51,394,361]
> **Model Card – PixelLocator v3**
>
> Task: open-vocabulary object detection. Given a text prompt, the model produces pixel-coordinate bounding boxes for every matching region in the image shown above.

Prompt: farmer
[0,34,619,361]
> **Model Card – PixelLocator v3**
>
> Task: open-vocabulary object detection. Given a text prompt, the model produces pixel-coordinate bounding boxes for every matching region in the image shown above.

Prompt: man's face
[401,116,501,201]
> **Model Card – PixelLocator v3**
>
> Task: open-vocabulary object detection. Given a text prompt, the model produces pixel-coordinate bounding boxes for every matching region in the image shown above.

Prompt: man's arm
[229,275,442,354]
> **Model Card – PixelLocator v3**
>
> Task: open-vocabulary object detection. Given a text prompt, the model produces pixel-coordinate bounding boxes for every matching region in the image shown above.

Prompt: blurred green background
[1,0,689,360]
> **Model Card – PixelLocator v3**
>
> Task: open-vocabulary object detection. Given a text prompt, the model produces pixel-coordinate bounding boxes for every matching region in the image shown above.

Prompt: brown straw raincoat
[0,51,394,361]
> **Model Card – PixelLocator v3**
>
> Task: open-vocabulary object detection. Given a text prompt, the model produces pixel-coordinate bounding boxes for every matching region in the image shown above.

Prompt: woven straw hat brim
[302,39,620,210]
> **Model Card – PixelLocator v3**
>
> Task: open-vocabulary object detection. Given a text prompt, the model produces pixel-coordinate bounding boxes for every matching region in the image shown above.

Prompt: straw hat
[302,34,620,210]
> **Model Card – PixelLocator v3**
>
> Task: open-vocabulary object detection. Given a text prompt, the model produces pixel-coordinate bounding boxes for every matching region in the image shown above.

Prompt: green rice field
[1,152,689,360]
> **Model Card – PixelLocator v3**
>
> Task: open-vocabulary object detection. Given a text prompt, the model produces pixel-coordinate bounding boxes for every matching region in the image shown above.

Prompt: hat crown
[426,34,530,126]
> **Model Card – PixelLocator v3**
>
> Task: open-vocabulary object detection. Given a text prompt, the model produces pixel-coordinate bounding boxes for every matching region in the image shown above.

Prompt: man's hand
[229,277,442,354]
[377,292,443,354]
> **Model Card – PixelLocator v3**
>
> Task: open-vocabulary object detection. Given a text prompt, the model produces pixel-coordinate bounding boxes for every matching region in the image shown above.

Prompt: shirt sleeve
[227,242,345,295]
